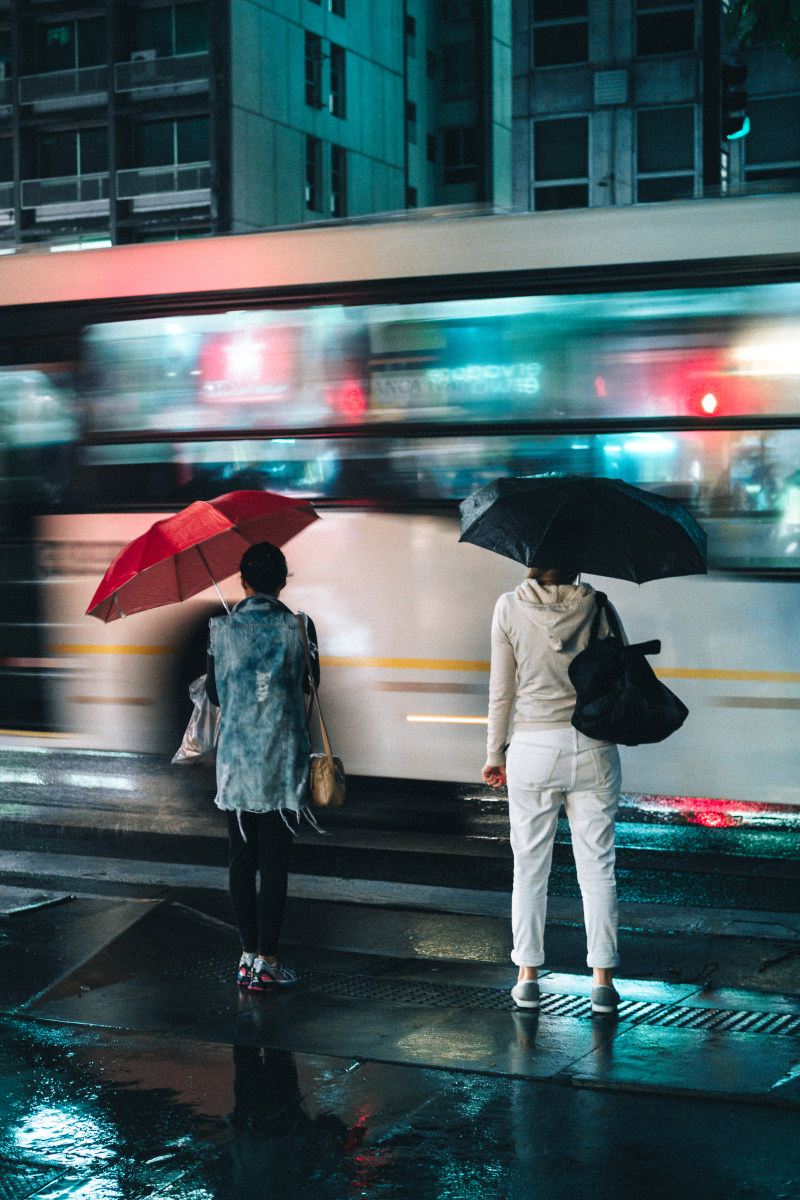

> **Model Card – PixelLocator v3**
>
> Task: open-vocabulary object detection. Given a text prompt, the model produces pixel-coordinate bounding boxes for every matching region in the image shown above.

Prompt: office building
[0,0,511,247]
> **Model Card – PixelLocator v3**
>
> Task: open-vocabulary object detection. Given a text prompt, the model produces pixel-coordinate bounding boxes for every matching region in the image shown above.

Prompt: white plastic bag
[171,674,220,764]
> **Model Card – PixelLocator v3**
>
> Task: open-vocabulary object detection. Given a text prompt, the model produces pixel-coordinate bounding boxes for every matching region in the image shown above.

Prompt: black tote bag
[568,593,689,746]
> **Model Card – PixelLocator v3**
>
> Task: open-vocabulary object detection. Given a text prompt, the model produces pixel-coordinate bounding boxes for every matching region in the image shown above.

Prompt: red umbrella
[86,490,318,622]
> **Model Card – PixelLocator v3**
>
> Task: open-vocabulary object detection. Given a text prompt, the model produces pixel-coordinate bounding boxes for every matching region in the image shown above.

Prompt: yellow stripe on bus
[654,668,800,683]
[0,728,74,738]
[323,657,800,684]
[320,655,491,671]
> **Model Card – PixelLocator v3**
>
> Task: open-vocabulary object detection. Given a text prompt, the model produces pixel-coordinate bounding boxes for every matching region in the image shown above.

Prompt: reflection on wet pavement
[2,1019,800,1200]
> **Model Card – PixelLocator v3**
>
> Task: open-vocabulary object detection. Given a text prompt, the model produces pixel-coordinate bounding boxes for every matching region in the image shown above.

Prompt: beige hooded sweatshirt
[486,579,622,766]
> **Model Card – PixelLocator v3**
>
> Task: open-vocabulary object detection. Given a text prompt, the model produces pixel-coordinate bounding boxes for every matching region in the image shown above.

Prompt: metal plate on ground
[0,1161,67,1200]
[299,971,800,1035]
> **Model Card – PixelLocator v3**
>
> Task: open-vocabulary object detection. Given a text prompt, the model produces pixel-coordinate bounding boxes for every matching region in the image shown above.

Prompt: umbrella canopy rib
[196,541,231,614]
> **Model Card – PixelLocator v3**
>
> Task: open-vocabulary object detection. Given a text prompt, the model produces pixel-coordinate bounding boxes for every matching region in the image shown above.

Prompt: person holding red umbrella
[205,541,319,992]
[86,491,321,991]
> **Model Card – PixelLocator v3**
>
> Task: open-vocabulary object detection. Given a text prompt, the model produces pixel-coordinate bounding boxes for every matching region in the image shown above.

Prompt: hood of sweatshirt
[512,579,597,652]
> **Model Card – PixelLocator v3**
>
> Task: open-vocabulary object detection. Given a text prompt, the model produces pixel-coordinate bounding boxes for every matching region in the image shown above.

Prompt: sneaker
[237,953,254,988]
[248,957,298,991]
[510,979,540,1009]
[591,985,620,1014]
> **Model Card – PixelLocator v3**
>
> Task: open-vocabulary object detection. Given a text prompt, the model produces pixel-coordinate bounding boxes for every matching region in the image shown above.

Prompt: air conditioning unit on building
[129,49,157,85]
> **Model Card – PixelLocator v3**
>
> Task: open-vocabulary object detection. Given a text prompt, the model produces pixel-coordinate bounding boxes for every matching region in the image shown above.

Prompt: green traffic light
[726,116,751,140]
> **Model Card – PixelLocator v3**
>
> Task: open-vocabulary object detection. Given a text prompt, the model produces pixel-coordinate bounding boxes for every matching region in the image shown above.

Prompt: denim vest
[209,594,311,814]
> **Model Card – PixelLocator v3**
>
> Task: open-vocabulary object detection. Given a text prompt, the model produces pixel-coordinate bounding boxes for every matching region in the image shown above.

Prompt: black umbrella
[458,474,707,583]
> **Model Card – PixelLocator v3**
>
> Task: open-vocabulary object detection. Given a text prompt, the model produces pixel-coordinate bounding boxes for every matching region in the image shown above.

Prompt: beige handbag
[297,616,345,808]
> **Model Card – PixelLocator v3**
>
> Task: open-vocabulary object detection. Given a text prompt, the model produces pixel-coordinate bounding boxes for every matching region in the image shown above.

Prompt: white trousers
[506,727,621,969]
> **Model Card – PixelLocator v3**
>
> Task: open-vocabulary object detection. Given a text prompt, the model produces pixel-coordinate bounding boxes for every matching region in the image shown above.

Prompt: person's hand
[482,763,507,788]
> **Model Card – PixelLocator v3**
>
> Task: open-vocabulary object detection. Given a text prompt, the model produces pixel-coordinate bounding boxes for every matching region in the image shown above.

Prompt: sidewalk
[2,885,800,1110]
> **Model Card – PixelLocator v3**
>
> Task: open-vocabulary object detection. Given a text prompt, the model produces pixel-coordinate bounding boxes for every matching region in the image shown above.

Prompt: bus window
[0,371,77,507]
[77,427,800,570]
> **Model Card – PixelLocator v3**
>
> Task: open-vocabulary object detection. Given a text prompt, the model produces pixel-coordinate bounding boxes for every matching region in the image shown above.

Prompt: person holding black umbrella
[482,564,624,1015]
[462,473,707,1015]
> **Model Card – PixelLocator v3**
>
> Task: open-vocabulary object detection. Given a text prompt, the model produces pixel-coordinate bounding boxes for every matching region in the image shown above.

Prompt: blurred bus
[0,195,799,807]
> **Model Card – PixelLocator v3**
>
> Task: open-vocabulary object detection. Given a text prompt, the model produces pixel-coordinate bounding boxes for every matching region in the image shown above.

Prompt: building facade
[0,0,511,248]
[512,0,800,210]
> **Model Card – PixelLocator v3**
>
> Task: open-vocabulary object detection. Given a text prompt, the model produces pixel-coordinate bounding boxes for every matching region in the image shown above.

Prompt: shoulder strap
[588,591,624,643]
[296,615,335,772]
[588,591,607,644]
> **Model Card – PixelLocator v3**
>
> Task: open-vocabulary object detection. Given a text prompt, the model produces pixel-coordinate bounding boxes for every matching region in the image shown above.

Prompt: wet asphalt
[0,751,800,1198]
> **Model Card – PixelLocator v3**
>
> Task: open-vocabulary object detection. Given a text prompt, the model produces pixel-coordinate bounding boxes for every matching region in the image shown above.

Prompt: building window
[443,125,476,184]
[305,134,322,210]
[426,49,437,79]
[406,100,418,144]
[131,3,208,57]
[636,1,694,57]
[330,0,345,14]
[331,144,346,217]
[405,14,416,57]
[442,40,476,99]
[745,95,800,186]
[330,44,346,117]
[533,0,588,68]
[134,116,208,167]
[305,31,323,108]
[427,132,436,163]
[440,2,473,22]
[38,127,107,177]
[0,138,11,181]
[636,106,695,201]
[533,115,588,209]
[406,185,418,207]
[38,17,106,72]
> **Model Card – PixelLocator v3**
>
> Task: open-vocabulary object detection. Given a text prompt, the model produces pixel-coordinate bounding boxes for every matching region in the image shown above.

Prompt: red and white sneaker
[248,957,298,990]
[237,953,255,987]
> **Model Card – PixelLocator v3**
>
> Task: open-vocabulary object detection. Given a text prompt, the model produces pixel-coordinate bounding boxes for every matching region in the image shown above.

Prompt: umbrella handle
[196,545,231,615]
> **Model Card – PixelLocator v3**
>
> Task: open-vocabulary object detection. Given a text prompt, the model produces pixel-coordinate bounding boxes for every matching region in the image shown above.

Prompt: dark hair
[239,542,288,595]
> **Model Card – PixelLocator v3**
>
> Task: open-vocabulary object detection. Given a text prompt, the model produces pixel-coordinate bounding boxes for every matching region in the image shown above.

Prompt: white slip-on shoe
[591,985,620,1014]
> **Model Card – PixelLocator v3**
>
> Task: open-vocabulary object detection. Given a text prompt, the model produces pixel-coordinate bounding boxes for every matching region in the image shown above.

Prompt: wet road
[3,1016,800,1200]
[1,748,799,916]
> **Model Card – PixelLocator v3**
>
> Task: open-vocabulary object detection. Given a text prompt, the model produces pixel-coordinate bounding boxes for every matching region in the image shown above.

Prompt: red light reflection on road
[626,793,798,827]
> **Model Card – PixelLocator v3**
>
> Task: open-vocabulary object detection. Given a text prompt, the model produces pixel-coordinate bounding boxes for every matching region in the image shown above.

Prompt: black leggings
[227,810,294,957]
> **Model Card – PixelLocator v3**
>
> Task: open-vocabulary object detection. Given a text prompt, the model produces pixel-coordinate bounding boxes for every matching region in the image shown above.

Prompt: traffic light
[721,61,749,140]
